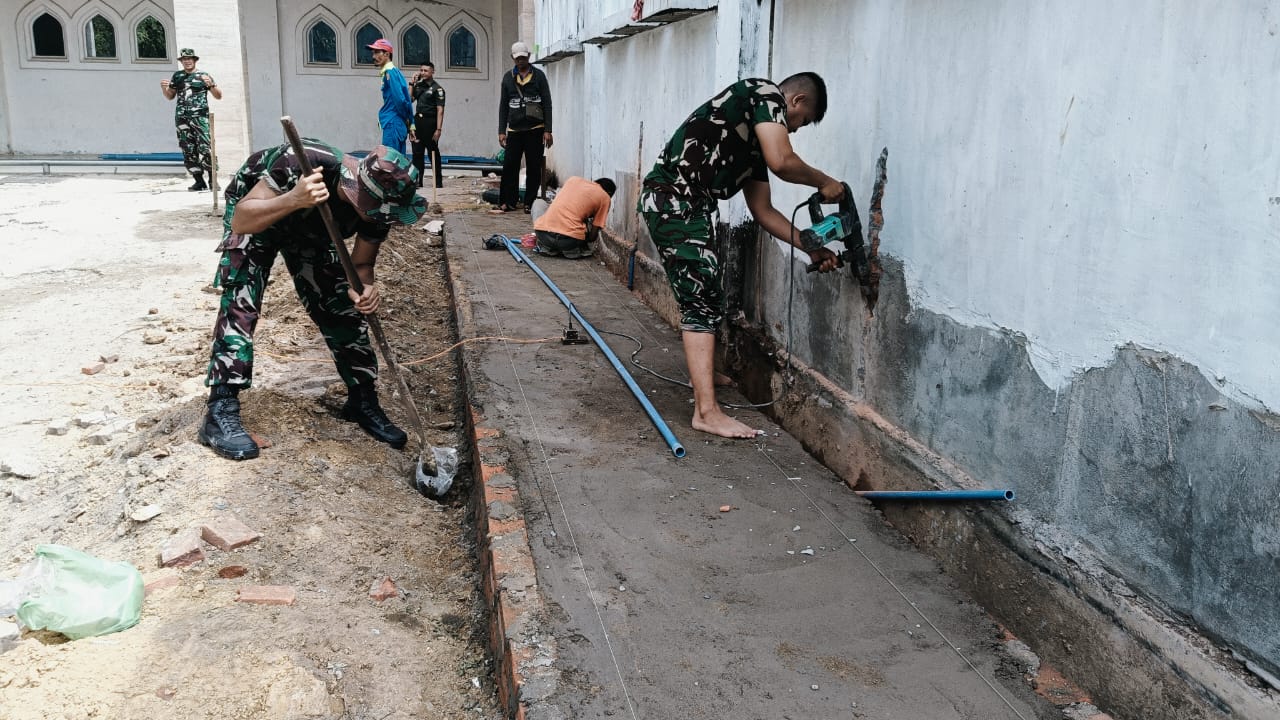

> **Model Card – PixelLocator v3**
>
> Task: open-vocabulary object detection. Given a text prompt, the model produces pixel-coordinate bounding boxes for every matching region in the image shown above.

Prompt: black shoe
[198,395,260,460]
[342,385,408,449]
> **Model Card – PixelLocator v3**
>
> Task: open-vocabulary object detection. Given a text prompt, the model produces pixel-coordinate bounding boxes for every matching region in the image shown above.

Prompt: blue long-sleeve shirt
[377,61,413,129]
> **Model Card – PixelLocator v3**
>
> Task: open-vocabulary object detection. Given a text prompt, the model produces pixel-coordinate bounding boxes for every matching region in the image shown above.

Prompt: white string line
[479,237,1022,718]
[461,220,641,720]
[583,247,1028,717]
[752,443,1031,720]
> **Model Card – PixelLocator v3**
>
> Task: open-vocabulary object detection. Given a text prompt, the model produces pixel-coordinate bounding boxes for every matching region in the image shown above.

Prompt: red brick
[217,565,248,579]
[235,585,296,606]
[144,571,180,596]
[201,516,261,551]
[1033,665,1090,706]
[368,576,399,601]
[81,362,106,375]
[159,531,205,568]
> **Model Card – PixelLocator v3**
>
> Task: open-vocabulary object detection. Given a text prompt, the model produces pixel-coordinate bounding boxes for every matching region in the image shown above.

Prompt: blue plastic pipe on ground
[502,236,686,458]
[855,489,1015,501]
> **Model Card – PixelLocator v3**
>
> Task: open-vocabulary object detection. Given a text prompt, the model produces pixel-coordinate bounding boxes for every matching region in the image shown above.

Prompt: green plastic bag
[15,544,144,640]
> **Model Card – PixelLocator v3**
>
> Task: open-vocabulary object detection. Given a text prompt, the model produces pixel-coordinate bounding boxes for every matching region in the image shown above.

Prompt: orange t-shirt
[533,176,611,241]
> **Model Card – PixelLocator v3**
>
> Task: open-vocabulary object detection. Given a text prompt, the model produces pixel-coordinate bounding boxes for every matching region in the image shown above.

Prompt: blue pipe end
[854,489,1016,501]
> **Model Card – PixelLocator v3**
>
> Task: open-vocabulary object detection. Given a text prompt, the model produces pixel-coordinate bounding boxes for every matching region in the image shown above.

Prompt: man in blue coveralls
[368,38,412,154]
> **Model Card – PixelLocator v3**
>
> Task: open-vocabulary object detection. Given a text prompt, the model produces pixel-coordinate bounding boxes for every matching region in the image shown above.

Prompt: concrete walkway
[445,208,1055,720]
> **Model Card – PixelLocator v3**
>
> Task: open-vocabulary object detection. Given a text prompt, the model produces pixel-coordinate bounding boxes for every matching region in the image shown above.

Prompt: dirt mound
[0,175,498,719]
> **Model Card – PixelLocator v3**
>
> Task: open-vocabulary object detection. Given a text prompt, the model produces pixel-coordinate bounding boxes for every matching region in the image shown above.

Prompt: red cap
[367,38,393,53]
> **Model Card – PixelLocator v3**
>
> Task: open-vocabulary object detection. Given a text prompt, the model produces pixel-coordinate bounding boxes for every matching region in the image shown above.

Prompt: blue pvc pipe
[855,489,1015,501]
[501,236,686,458]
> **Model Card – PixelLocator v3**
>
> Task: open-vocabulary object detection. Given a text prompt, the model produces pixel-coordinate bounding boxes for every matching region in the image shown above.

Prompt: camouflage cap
[179,48,199,60]
[341,147,426,225]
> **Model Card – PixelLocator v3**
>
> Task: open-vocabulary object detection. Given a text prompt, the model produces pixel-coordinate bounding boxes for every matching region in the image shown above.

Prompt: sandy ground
[0,172,499,719]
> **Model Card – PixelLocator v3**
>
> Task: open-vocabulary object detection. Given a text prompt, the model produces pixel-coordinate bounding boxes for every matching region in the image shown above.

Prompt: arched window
[135,15,166,59]
[355,23,383,65]
[308,21,337,64]
[448,27,475,68]
[401,25,430,66]
[86,14,116,58]
[33,13,66,57]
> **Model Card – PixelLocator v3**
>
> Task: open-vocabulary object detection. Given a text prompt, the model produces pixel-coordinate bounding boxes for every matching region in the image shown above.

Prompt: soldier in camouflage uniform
[160,48,221,191]
[638,73,846,439]
[198,140,427,460]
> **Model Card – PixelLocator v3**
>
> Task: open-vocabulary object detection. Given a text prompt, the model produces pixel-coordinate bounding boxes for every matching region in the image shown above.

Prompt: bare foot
[713,372,737,388]
[692,406,758,439]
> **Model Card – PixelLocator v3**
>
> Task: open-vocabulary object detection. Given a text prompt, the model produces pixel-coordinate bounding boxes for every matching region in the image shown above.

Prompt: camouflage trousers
[175,112,211,174]
[204,235,377,389]
[641,208,721,333]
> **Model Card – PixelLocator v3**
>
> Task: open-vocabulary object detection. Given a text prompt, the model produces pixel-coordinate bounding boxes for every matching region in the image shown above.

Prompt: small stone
[45,418,71,436]
[131,504,163,523]
[86,419,134,445]
[800,547,815,556]
[99,354,120,364]
[810,684,819,691]
[143,571,181,596]
[0,620,20,654]
[142,331,167,345]
[1,456,42,479]
[75,410,113,427]
[703,593,711,600]
[159,531,205,568]
[792,525,801,532]
[148,308,159,315]
[218,565,249,579]
[719,505,732,513]
[369,576,399,601]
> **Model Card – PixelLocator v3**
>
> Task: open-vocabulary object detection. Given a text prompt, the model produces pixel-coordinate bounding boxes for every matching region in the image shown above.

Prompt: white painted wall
[2,0,517,162]
[768,0,1280,411]
[1,0,180,154]
[242,0,510,159]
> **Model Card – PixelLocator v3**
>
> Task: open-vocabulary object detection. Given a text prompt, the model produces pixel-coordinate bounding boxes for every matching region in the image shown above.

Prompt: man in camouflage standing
[198,140,426,460]
[638,73,845,439]
[159,48,221,191]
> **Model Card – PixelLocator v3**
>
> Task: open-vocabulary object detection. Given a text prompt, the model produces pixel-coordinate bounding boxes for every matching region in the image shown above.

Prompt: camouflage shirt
[169,70,216,117]
[217,138,390,251]
[639,78,788,216]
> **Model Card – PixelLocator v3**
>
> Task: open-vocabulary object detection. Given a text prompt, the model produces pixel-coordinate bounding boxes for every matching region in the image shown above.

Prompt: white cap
[511,41,531,59]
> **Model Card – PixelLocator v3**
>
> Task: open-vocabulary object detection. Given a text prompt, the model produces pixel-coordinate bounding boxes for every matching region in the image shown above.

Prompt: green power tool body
[797,148,888,314]
[799,182,871,292]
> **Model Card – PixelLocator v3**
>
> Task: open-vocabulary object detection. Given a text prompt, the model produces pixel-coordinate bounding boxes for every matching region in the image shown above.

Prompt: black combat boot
[341,383,408,449]
[198,385,260,460]
[188,171,208,192]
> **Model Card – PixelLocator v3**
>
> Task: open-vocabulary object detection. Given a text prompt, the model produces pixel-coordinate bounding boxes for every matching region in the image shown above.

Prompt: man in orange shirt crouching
[533,177,615,259]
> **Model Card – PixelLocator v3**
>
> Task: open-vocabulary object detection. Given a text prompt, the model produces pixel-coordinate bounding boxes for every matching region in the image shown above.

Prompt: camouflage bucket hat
[342,147,426,225]
[179,48,199,60]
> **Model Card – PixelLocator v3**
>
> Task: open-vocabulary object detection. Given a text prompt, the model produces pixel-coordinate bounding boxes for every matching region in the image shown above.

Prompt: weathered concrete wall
[538,0,1280,716]
[1,0,179,155]
[241,0,509,157]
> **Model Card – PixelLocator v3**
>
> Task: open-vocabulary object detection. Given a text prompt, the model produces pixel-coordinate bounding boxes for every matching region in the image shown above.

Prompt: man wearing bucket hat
[368,38,413,154]
[198,139,427,460]
[160,48,221,191]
